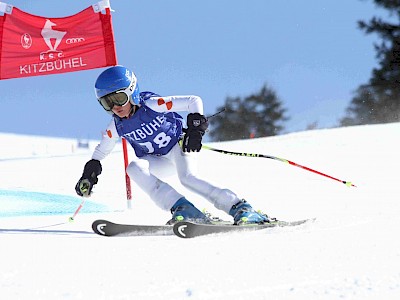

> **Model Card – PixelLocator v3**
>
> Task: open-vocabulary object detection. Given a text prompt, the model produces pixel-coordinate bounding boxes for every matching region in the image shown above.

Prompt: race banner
[0,1,117,80]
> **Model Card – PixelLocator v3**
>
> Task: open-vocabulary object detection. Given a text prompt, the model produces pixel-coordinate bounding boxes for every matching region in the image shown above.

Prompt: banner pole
[122,138,132,209]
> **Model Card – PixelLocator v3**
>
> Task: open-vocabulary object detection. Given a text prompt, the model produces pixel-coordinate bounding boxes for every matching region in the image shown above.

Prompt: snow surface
[1,123,399,300]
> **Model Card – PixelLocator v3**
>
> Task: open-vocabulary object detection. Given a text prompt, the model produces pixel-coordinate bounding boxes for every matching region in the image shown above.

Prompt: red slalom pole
[122,138,132,209]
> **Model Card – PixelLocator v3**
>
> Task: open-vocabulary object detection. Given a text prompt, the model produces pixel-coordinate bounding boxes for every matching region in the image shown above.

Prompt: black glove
[75,159,102,197]
[182,113,209,152]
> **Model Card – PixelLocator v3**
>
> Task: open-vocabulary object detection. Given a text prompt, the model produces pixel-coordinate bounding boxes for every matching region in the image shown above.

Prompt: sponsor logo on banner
[66,37,85,44]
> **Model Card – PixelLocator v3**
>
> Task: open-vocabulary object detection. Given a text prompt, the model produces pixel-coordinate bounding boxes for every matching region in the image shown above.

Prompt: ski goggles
[97,83,139,111]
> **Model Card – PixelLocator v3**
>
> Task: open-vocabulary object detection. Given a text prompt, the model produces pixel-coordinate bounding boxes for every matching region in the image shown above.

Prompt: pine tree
[209,84,288,141]
[341,0,400,126]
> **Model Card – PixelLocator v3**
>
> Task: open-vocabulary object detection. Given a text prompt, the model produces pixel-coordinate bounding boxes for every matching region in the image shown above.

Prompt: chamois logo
[20,33,32,49]
[41,19,66,52]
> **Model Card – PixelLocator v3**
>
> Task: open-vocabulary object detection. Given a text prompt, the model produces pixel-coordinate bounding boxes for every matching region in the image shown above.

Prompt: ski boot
[229,199,269,225]
[167,197,211,225]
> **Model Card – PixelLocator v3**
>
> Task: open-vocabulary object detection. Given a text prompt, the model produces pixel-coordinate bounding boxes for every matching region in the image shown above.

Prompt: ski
[92,218,314,237]
[173,219,314,239]
[92,217,231,237]
[92,219,173,237]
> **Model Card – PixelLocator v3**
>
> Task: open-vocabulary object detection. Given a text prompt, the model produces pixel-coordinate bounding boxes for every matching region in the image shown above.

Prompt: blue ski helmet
[94,66,140,111]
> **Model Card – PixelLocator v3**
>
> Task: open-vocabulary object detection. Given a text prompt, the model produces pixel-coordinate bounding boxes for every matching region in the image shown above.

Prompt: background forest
[209,0,400,141]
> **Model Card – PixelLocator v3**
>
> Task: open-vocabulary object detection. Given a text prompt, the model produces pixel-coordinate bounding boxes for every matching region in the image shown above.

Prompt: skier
[75,65,270,225]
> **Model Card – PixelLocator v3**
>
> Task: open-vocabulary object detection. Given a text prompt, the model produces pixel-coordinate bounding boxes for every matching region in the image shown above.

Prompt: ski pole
[69,197,87,222]
[202,145,356,187]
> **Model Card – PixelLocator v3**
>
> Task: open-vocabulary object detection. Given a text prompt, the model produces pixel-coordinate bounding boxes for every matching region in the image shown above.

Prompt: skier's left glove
[182,113,208,152]
[75,159,102,197]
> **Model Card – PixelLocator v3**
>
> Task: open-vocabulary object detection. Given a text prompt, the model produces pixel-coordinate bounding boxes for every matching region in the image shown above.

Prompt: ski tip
[172,221,192,238]
[92,219,112,236]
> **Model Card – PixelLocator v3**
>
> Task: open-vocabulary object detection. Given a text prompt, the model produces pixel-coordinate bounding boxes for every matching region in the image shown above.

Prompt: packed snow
[1,122,399,300]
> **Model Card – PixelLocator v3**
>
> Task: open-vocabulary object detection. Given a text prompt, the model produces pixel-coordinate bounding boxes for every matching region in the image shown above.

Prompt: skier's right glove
[75,159,102,197]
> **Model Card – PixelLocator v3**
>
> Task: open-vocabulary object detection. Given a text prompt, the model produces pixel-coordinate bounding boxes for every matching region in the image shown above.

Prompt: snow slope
[0,123,399,300]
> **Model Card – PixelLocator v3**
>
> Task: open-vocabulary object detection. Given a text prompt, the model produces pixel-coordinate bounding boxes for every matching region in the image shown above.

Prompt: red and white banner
[0,1,117,80]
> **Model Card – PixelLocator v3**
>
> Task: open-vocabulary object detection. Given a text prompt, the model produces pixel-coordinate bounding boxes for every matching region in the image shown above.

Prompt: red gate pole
[122,138,132,209]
